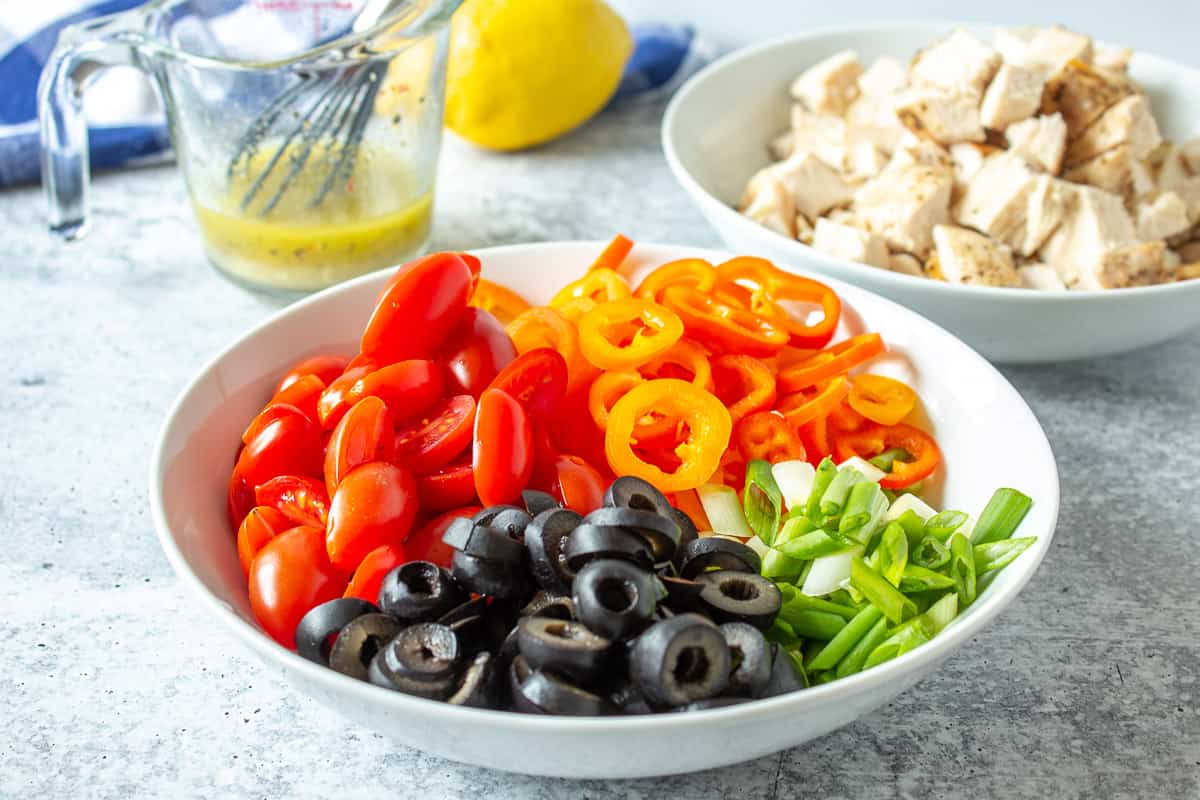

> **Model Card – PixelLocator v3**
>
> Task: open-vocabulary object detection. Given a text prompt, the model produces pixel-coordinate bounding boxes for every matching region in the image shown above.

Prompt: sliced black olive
[457,524,527,565]
[522,489,561,517]
[525,508,583,594]
[436,596,489,626]
[604,476,672,516]
[378,561,468,622]
[329,613,403,681]
[603,677,653,715]
[630,612,730,707]
[440,516,475,551]
[516,616,613,685]
[447,652,499,708]
[678,697,749,712]
[472,504,525,526]
[563,524,653,571]
[669,507,699,568]
[295,597,379,666]
[720,622,772,697]
[572,558,663,641]
[521,591,576,621]
[496,626,521,675]
[486,506,534,541]
[450,550,531,600]
[448,615,488,657]
[368,650,458,700]
[659,574,706,612]
[653,605,677,621]
[695,571,782,629]
[515,666,613,716]
[678,536,761,579]
[507,655,539,713]
[762,643,805,698]
[584,506,681,564]
[377,621,461,682]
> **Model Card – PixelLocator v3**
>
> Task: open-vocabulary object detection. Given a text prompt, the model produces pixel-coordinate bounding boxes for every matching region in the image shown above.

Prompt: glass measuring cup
[39,0,462,294]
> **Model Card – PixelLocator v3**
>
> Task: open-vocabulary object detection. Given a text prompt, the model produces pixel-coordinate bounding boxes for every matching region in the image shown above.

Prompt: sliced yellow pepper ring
[634,258,716,303]
[577,298,684,371]
[588,371,642,430]
[470,279,531,325]
[555,296,597,325]
[847,374,918,426]
[549,268,632,309]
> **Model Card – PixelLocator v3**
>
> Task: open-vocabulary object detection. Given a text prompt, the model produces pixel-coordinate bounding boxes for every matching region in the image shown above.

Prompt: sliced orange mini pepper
[796,415,832,465]
[587,234,635,274]
[587,371,642,430]
[577,298,684,371]
[605,379,732,492]
[638,338,713,389]
[634,259,717,303]
[848,374,918,426]
[470,279,531,325]
[506,307,597,394]
[828,399,870,434]
[735,411,807,464]
[556,296,598,325]
[777,375,851,428]
[711,354,777,424]
[661,285,789,357]
[550,268,632,309]
[833,422,941,489]
[670,488,712,531]
[777,333,886,393]
[716,257,842,349]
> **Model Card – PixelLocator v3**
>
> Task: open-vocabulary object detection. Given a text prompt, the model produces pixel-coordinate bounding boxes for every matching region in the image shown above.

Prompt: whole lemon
[445,0,632,151]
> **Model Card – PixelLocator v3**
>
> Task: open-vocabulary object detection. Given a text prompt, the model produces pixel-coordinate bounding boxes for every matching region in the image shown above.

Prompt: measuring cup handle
[37,14,148,240]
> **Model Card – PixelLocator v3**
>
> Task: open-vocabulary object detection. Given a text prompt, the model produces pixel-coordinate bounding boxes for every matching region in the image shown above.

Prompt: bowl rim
[661,19,1200,303]
[149,239,1060,732]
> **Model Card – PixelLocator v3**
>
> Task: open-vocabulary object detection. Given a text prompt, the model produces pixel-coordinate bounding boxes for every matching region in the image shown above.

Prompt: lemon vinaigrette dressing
[192,142,434,292]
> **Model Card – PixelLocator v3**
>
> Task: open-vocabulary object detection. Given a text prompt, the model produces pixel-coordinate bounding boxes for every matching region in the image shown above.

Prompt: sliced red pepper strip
[735,411,807,464]
[660,285,788,357]
[796,415,832,465]
[777,333,885,393]
[833,422,942,489]
[716,256,842,349]
[711,354,776,424]
[587,234,635,274]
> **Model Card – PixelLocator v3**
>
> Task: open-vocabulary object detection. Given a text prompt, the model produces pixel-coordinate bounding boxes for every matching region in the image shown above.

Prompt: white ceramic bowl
[150,241,1059,778]
[662,22,1200,363]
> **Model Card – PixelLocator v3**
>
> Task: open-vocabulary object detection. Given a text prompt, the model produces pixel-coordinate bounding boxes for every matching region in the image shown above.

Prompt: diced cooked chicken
[1168,177,1200,223]
[738,171,797,239]
[790,105,848,169]
[893,86,985,145]
[854,164,953,256]
[1179,139,1200,174]
[845,138,889,181]
[888,135,955,177]
[1093,45,1133,73]
[932,224,1021,286]
[955,152,1037,248]
[1041,59,1136,137]
[980,64,1045,129]
[1154,143,1192,192]
[790,50,863,115]
[1164,248,1182,270]
[768,130,794,161]
[910,29,1002,95]
[995,25,1093,77]
[1064,144,1135,197]
[888,252,926,277]
[771,151,854,221]
[1130,160,1156,202]
[1018,263,1067,290]
[948,143,993,199]
[795,212,814,244]
[845,95,908,153]
[1177,262,1200,281]
[1006,113,1068,174]
[858,56,907,97]
[1065,95,1162,167]
[1021,175,1075,255]
[1136,192,1192,240]
[1176,241,1200,263]
[811,218,891,268]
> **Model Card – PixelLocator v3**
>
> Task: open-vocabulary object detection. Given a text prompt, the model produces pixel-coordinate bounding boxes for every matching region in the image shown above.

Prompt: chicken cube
[771,151,854,221]
[768,130,794,161]
[955,152,1037,249]
[1089,241,1169,288]
[1168,177,1200,223]
[1041,59,1135,137]
[1006,113,1068,174]
[1065,95,1162,167]
[1018,263,1067,290]
[790,105,848,169]
[888,252,926,277]
[1038,184,1156,287]
[1176,241,1200,263]
[858,56,908,97]
[1136,192,1192,240]
[1154,143,1192,192]
[948,142,994,200]
[893,86,985,145]
[854,164,953,255]
[910,29,1002,95]
[1093,45,1133,73]
[1130,159,1156,203]
[1021,175,1076,255]
[846,94,908,153]
[845,138,889,181]
[1179,139,1200,174]
[995,25,1094,77]
[795,212,814,244]
[1064,144,1135,197]
[888,135,955,177]
[811,218,891,268]
[932,224,1021,286]
[980,64,1045,129]
[738,171,797,239]
[790,50,863,115]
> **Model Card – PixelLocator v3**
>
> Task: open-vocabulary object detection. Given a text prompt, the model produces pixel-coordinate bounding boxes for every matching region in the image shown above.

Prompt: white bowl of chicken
[662,21,1200,363]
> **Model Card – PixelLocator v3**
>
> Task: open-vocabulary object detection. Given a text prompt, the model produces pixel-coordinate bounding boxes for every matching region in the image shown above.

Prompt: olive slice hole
[720,577,760,601]
[595,577,637,613]
[672,646,711,685]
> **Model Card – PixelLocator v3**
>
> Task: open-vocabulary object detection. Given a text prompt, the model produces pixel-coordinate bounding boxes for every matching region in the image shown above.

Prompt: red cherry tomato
[345,359,443,424]
[324,396,396,494]
[488,348,568,419]
[438,308,517,397]
[316,360,377,430]
[266,374,325,427]
[361,252,475,365]
[551,454,606,514]
[403,506,480,568]
[236,406,323,488]
[227,469,256,530]
[344,544,406,603]
[415,458,477,511]
[326,462,419,573]
[255,475,330,529]
[249,525,346,648]
[394,394,476,475]
[275,354,350,394]
[473,388,534,507]
[236,506,292,575]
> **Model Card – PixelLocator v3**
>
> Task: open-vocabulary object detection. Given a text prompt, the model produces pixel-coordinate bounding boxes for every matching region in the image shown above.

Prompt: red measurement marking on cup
[252,0,355,40]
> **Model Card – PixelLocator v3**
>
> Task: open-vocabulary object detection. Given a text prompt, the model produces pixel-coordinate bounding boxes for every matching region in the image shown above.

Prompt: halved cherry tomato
[324,396,395,494]
[242,401,305,447]
[249,525,346,648]
[735,411,807,464]
[578,298,684,371]
[488,348,568,420]
[415,458,478,511]
[634,258,716,303]
[228,469,256,530]
[404,506,480,568]
[547,388,609,472]
[711,354,777,424]
[587,234,635,274]
[833,422,941,489]
[236,405,323,487]
[347,360,443,424]
[550,268,632,309]
[847,374,918,426]
[361,252,475,365]
[255,475,330,529]
[385,251,481,292]
[326,462,418,572]
[237,506,292,576]
[394,394,476,474]
[343,543,407,603]
[660,285,788,357]
[437,308,517,397]
[777,333,885,393]
[716,256,841,349]
[474,388,535,506]
[550,454,606,514]
[261,374,325,428]
[275,354,349,394]
[470,279,531,325]
[778,376,851,429]
[316,360,377,429]
[506,306,596,394]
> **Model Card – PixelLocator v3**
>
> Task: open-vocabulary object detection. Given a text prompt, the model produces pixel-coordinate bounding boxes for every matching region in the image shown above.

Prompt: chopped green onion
[911,535,951,569]
[893,508,928,549]
[772,460,817,509]
[974,537,1037,574]
[806,457,838,520]
[834,615,889,678]
[838,481,887,542]
[807,605,885,671]
[764,617,801,650]
[899,564,956,592]
[837,455,886,483]
[825,588,859,609]
[850,557,917,624]
[779,529,849,561]
[761,547,805,581]
[970,488,1034,544]
[820,465,866,517]
[778,514,815,542]
[863,616,934,669]
[923,592,958,634]
[801,546,863,596]
[869,447,911,472]
[949,533,977,608]
[743,460,783,544]
[778,608,847,641]
[783,648,810,688]
[875,523,908,587]
[697,483,754,539]
[923,509,968,539]
[780,591,860,620]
